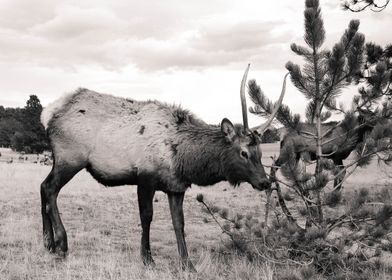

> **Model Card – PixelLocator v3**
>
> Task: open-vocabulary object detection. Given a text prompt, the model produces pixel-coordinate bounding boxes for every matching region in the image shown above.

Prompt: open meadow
[0,144,391,280]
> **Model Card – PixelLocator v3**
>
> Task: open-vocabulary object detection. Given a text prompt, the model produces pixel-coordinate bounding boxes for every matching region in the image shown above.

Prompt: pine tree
[252,0,366,225]
[285,0,365,205]
[23,95,48,153]
[249,0,391,228]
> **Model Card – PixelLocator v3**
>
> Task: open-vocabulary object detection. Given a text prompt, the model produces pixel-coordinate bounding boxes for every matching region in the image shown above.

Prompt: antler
[240,64,251,132]
[252,72,289,134]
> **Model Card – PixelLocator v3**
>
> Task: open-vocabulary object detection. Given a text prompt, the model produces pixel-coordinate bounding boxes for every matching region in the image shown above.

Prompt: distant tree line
[0,95,48,153]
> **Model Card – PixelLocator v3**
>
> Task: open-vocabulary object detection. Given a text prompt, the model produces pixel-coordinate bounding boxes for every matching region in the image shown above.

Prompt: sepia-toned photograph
[0,0,391,279]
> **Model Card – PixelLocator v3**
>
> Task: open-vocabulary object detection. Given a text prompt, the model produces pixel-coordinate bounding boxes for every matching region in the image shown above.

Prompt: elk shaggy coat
[42,88,247,193]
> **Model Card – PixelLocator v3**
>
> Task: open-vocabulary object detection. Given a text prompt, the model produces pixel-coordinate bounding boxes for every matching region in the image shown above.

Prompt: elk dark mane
[173,125,227,186]
[173,123,249,187]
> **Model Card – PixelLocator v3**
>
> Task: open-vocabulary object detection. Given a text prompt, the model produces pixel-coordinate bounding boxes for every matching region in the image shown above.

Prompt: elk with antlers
[39,65,287,270]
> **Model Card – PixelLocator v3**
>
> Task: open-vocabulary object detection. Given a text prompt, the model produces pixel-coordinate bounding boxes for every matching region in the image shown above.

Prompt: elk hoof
[54,248,68,259]
[43,240,55,253]
[142,255,156,267]
[181,260,196,272]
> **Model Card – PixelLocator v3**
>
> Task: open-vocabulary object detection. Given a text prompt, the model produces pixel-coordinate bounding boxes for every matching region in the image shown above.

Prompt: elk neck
[173,124,229,186]
[356,120,374,143]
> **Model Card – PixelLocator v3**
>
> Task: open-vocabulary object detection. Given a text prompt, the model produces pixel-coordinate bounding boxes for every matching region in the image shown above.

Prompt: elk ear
[221,118,236,142]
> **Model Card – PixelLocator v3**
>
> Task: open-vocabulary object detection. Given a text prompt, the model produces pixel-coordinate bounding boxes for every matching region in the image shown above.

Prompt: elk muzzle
[252,178,271,191]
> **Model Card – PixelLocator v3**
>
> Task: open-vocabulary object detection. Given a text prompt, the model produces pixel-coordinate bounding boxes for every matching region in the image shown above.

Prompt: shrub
[197,190,392,278]
[324,191,342,207]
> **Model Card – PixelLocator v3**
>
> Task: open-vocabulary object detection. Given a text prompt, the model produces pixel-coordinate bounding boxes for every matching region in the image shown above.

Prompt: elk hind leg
[41,170,55,252]
[137,183,156,265]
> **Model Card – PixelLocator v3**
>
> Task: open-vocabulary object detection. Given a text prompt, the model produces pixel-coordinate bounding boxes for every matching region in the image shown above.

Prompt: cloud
[0,0,59,32]
[29,5,125,41]
[0,0,292,71]
[1,0,390,73]
[192,20,287,52]
[104,19,292,71]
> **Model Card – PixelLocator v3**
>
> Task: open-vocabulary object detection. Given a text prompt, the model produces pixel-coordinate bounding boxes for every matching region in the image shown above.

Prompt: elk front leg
[167,191,196,272]
[137,184,155,266]
[333,158,345,191]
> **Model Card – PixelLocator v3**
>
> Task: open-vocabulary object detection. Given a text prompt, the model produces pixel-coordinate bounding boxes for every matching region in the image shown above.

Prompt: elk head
[221,64,288,191]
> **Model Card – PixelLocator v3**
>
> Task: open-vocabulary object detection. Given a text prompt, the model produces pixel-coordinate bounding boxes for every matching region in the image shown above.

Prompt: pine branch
[304,0,325,50]
[265,169,318,205]
[197,197,234,238]
[329,164,359,192]
[342,0,390,12]
[329,145,391,191]
[320,122,367,146]
[286,61,313,98]
[248,79,301,129]
[305,100,316,123]
[290,43,312,59]
[276,156,324,228]
[327,216,374,234]
[270,165,297,224]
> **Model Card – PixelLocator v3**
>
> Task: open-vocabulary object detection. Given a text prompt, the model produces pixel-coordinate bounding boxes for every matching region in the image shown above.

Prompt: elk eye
[240,151,249,159]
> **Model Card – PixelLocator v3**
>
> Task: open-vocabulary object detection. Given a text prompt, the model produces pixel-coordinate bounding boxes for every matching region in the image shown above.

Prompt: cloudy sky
[0,0,390,126]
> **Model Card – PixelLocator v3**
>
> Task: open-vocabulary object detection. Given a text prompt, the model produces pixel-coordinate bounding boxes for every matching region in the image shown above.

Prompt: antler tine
[253,72,289,134]
[240,64,251,132]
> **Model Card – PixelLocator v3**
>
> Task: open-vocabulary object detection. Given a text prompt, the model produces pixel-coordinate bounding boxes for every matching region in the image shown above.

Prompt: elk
[40,65,287,271]
[274,113,376,190]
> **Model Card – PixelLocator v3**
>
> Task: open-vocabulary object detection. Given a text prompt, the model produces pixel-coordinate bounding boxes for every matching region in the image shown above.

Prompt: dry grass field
[0,144,391,280]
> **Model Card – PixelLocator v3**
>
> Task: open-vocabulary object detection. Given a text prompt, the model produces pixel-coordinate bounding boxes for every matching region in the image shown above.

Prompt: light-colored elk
[40,65,288,270]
